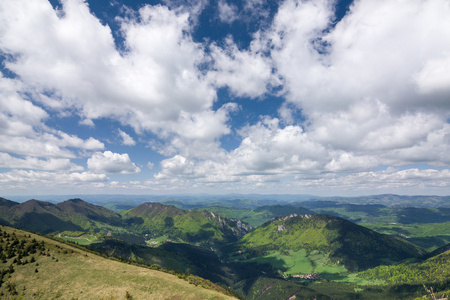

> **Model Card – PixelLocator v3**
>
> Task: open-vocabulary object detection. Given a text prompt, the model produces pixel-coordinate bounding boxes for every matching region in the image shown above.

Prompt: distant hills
[299,201,450,224]
[6,193,450,208]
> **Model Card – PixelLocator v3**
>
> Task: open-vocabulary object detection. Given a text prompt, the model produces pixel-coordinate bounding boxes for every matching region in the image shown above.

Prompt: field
[0,225,237,300]
[145,234,169,246]
[249,249,346,276]
[57,231,103,245]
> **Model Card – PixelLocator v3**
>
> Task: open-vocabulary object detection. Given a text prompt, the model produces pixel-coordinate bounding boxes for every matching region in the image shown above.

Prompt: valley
[1,195,450,299]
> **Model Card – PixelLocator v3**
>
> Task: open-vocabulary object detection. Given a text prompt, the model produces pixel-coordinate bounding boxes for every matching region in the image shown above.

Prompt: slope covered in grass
[0,225,237,299]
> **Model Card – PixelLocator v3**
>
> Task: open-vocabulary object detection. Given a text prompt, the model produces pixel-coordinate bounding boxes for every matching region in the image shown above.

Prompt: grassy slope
[0,225,236,300]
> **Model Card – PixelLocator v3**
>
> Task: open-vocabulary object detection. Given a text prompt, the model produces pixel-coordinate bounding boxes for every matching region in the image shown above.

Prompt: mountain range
[1,196,450,299]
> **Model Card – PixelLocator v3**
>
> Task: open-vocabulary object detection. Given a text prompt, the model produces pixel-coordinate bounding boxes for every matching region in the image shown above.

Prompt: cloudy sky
[0,0,450,196]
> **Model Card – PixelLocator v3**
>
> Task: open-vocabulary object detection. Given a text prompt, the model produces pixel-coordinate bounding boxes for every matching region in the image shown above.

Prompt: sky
[0,0,450,197]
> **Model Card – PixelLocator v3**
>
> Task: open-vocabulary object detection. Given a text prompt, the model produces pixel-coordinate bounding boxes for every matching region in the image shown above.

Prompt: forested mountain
[123,202,252,245]
[0,198,123,234]
[235,214,424,271]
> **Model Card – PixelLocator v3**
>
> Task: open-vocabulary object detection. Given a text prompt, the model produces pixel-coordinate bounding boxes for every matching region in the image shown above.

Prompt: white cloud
[155,155,193,179]
[208,36,279,98]
[414,53,450,96]
[87,151,141,174]
[0,0,224,142]
[118,129,136,146]
[0,129,104,159]
[0,169,108,194]
[265,0,450,114]
[0,153,84,171]
[51,131,105,150]
[175,103,238,141]
[218,0,239,24]
[0,135,75,158]
[0,75,48,138]
[291,168,450,195]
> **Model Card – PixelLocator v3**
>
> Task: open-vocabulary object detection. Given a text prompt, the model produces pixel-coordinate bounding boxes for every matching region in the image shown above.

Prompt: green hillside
[234,214,423,272]
[358,246,450,298]
[123,202,252,245]
[0,225,237,299]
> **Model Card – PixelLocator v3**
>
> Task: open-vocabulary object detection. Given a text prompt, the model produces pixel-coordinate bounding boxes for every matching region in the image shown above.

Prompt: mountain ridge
[124,202,253,245]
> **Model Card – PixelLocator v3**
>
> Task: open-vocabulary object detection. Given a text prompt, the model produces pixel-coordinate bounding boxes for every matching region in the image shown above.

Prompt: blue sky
[1,0,450,197]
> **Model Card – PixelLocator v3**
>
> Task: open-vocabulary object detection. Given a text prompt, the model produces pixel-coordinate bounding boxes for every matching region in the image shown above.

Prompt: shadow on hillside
[17,212,83,234]
[396,208,450,224]
[407,235,450,250]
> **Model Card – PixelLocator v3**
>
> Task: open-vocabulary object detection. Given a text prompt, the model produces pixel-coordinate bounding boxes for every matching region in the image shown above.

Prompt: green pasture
[58,232,102,245]
[146,234,169,246]
[250,249,347,275]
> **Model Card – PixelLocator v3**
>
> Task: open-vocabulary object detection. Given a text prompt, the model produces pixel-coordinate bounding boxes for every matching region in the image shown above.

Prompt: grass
[249,249,347,275]
[145,234,169,246]
[57,232,102,245]
[0,225,237,300]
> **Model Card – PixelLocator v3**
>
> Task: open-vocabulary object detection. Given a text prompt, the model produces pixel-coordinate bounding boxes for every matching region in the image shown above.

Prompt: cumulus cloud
[291,168,450,195]
[0,0,221,139]
[148,0,450,194]
[0,153,84,171]
[414,53,450,96]
[87,151,141,174]
[208,36,279,98]
[118,129,136,146]
[0,169,108,194]
[255,0,450,174]
[0,63,104,167]
[264,0,450,113]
